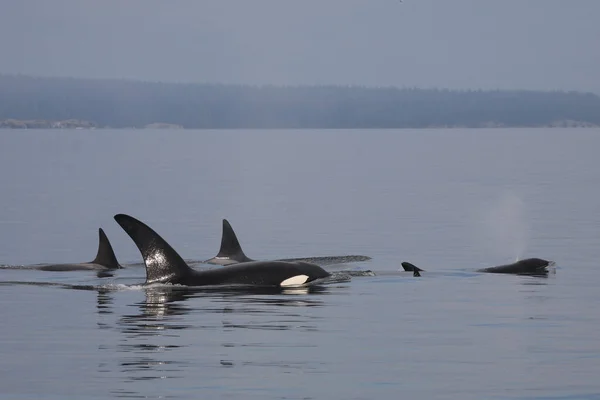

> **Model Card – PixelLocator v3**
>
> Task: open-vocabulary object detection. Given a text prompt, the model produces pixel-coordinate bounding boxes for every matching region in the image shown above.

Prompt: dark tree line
[1,74,599,128]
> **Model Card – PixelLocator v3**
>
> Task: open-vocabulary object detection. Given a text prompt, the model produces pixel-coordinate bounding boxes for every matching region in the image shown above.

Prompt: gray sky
[1,0,599,92]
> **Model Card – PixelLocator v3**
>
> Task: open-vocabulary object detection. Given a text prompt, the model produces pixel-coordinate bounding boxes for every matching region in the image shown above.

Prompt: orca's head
[518,258,555,272]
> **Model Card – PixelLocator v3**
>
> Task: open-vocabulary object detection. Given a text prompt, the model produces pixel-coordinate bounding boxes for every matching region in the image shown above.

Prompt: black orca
[203,218,371,266]
[114,214,331,287]
[401,258,555,277]
[36,228,122,271]
[476,258,555,276]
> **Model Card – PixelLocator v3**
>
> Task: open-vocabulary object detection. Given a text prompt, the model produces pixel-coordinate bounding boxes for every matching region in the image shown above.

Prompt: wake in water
[0,264,31,270]
[122,255,372,269]
[276,255,372,266]
[0,280,138,291]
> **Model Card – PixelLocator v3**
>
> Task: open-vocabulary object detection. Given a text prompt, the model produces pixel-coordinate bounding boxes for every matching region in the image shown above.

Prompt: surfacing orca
[203,218,371,266]
[401,258,555,277]
[476,258,555,276]
[36,228,122,271]
[114,214,331,287]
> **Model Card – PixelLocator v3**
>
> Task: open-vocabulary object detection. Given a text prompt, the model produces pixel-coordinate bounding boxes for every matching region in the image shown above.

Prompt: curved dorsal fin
[215,219,253,262]
[114,214,192,284]
[91,228,121,269]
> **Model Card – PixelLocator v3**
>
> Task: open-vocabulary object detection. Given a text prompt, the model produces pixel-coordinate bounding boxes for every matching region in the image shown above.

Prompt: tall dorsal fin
[91,228,121,269]
[215,219,253,262]
[401,261,424,272]
[114,214,192,284]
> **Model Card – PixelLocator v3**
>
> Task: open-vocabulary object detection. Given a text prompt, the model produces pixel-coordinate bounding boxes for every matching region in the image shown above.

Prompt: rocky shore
[0,119,97,129]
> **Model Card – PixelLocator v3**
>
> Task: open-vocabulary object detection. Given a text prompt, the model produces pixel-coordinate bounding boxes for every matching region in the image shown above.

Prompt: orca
[203,218,371,266]
[401,258,555,277]
[476,258,555,276]
[36,228,122,271]
[114,214,331,287]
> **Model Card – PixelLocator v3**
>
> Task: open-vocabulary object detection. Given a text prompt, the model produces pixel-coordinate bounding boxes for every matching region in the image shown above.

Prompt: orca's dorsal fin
[401,261,424,273]
[215,219,253,262]
[114,214,192,284]
[91,228,121,269]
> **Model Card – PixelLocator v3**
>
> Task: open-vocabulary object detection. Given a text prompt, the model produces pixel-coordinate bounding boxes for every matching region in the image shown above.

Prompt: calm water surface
[1,128,599,399]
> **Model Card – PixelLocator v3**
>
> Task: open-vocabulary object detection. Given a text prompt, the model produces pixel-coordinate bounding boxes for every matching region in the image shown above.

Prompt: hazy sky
[1,0,599,92]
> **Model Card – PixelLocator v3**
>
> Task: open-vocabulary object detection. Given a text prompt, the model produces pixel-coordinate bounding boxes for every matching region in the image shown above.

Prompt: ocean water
[0,128,599,399]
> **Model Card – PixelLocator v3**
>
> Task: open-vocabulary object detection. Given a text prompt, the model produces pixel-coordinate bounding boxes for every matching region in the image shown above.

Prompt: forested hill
[1,74,599,129]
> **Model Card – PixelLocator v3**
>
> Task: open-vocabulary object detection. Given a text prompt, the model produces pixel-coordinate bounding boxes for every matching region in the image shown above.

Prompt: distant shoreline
[0,119,186,130]
[1,119,598,130]
[2,74,600,129]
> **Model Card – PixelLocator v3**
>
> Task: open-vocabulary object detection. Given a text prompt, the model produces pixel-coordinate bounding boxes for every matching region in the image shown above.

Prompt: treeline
[1,74,599,129]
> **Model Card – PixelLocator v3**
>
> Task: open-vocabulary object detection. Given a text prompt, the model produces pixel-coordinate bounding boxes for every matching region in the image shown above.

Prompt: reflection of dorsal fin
[114,214,192,284]
[91,228,121,269]
[401,261,424,272]
[215,219,253,262]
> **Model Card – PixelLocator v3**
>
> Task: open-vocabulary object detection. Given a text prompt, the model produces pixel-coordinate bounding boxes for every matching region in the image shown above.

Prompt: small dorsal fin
[114,214,192,284]
[413,268,421,277]
[91,228,121,269]
[401,261,424,272]
[215,219,253,262]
